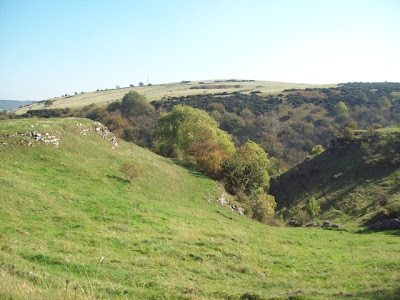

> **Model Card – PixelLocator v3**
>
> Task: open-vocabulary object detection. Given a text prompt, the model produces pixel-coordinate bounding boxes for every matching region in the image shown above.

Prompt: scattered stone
[1,131,60,148]
[218,194,227,205]
[287,220,302,227]
[369,218,400,230]
[76,122,118,147]
[306,222,320,227]
[216,193,244,216]
[322,221,340,228]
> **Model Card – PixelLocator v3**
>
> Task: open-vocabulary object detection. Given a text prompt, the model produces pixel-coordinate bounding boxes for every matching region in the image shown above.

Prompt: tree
[222,141,271,195]
[307,197,320,219]
[155,105,235,177]
[250,190,276,223]
[334,101,350,123]
[343,127,355,140]
[139,82,144,87]
[44,100,54,107]
[121,91,153,117]
[311,145,324,155]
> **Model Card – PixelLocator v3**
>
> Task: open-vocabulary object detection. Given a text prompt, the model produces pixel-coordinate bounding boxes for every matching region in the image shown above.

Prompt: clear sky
[0,0,399,100]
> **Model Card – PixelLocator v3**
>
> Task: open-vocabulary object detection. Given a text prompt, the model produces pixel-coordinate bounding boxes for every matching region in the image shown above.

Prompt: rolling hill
[1,118,399,299]
[270,127,400,228]
[0,100,37,111]
[14,80,336,114]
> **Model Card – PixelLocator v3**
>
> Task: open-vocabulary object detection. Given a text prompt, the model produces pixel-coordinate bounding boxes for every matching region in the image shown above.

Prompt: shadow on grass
[357,229,400,236]
[354,285,400,300]
[171,159,209,179]
[106,174,129,183]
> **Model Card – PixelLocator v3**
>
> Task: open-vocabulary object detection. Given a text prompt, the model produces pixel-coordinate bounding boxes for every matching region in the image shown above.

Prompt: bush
[120,163,143,183]
[223,141,271,195]
[250,190,276,223]
[311,145,324,155]
[343,127,355,140]
[307,197,320,219]
[121,91,151,117]
[155,105,235,178]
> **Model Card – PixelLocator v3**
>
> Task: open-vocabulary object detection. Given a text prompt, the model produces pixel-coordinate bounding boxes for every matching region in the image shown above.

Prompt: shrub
[120,163,143,184]
[343,127,355,140]
[250,191,276,223]
[307,197,320,219]
[311,145,324,155]
[155,105,235,178]
[222,141,271,195]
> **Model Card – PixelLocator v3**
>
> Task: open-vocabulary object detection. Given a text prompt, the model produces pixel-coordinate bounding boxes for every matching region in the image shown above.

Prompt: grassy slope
[15,80,336,114]
[0,118,399,299]
[271,127,400,228]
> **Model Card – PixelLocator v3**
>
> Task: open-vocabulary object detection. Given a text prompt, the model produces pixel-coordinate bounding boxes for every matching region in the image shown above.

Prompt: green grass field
[14,80,337,114]
[1,118,399,299]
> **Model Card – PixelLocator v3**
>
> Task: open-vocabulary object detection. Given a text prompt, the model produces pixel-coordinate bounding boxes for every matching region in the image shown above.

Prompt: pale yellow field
[16,80,337,114]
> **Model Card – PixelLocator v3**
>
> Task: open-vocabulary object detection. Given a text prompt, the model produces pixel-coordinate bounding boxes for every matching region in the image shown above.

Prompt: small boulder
[287,220,302,227]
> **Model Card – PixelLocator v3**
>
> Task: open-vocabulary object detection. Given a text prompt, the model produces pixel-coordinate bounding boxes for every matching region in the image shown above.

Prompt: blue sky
[0,0,399,100]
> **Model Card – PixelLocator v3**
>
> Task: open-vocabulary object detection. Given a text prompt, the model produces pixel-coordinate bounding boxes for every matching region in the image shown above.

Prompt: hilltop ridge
[14,80,336,114]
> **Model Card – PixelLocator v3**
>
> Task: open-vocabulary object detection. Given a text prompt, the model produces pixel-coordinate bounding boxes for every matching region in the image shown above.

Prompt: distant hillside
[0,100,37,111]
[14,80,335,114]
[14,82,400,171]
[1,118,399,299]
[270,126,400,228]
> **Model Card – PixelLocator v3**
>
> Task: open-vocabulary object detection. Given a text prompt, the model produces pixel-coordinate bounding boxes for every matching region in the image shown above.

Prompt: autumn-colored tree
[103,114,130,136]
[120,162,143,184]
[155,105,235,178]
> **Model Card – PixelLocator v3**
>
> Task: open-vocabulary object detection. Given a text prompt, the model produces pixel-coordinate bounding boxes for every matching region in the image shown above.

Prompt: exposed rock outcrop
[369,219,400,230]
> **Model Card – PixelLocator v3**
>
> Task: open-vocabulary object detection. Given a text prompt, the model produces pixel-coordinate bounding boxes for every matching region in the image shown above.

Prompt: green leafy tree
[307,197,320,219]
[343,127,355,140]
[155,105,235,177]
[250,190,277,223]
[223,141,271,195]
[121,91,153,117]
[311,144,324,155]
[334,101,350,123]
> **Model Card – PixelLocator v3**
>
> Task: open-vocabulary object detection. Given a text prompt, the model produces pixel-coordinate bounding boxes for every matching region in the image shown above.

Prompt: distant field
[15,80,337,114]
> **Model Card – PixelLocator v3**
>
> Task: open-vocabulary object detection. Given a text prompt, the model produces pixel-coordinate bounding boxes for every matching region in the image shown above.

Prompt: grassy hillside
[1,118,399,299]
[270,127,400,228]
[14,80,336,114]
